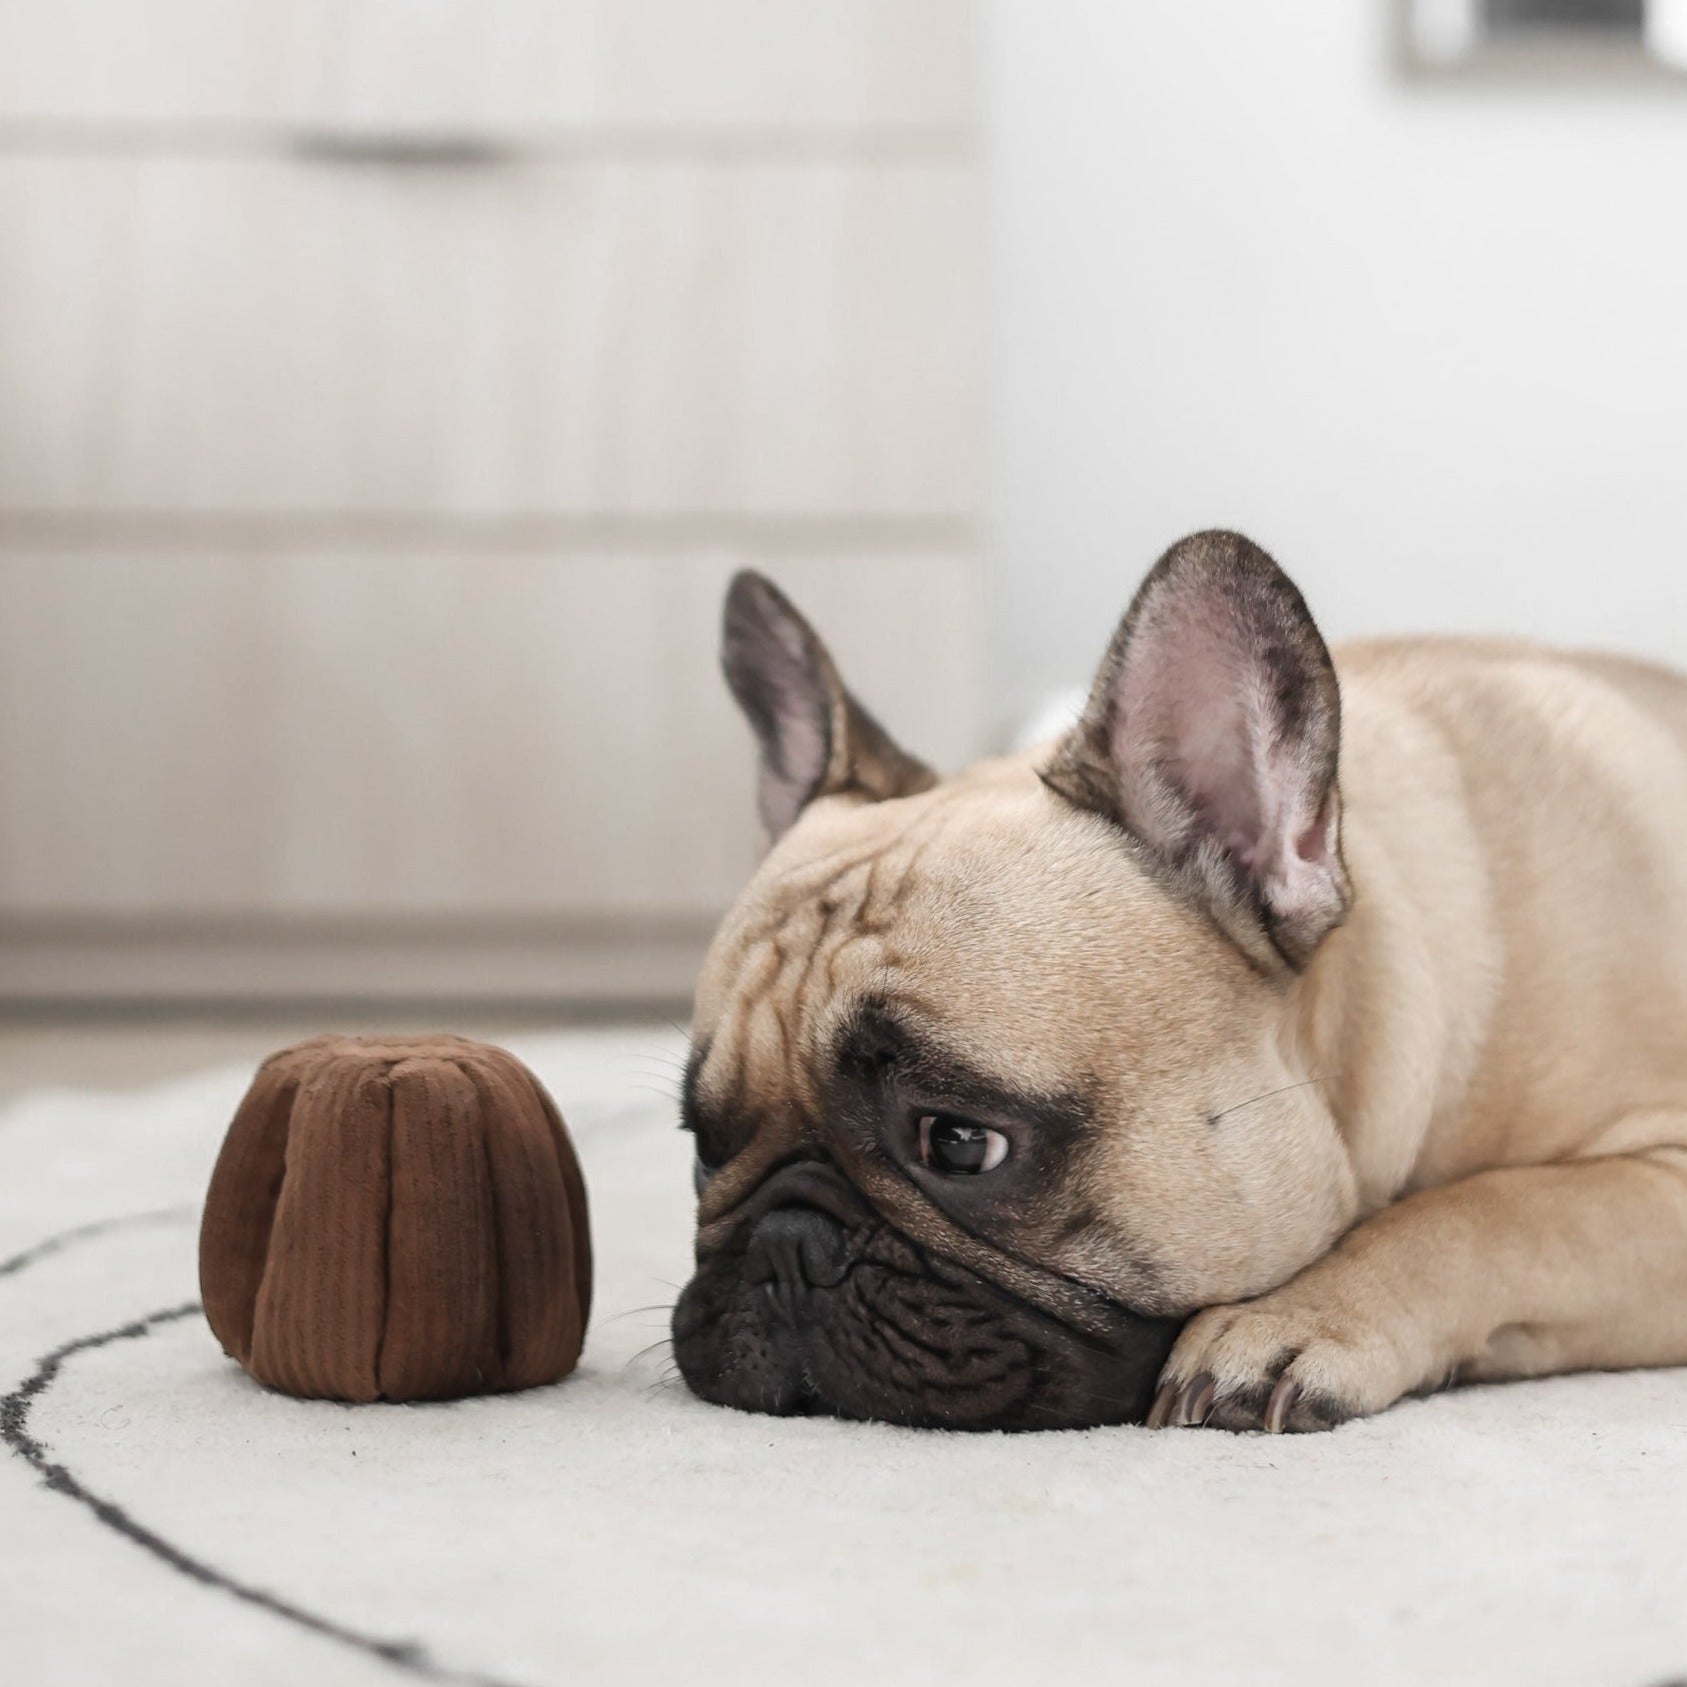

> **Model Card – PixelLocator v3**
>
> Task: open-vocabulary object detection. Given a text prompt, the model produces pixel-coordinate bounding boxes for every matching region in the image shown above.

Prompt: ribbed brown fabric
[200,1034,591,1402]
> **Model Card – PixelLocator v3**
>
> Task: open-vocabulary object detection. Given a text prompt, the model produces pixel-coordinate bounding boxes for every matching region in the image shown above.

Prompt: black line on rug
[1,1221,533,1687]
[0,1206,197,1279]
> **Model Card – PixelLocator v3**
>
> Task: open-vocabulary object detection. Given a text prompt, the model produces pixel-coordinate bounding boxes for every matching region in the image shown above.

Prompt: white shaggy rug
[5,1028,1687,1687]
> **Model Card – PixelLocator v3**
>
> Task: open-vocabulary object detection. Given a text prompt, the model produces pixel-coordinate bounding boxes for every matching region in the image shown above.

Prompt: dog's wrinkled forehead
[690,792,937,1132]
[690,758,1245,1140]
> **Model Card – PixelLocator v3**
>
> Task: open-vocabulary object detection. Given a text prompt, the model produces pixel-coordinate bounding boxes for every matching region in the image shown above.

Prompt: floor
[6,1018,1687,1687]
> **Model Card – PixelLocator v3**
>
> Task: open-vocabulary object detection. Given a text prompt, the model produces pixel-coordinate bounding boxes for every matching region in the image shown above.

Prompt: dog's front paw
[1146,1285,1442,1434]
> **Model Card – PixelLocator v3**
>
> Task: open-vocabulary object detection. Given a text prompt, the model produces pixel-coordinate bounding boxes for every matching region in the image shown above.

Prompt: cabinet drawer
[0,1,975,133]
[0,552,984,921]
[0,155,981,518]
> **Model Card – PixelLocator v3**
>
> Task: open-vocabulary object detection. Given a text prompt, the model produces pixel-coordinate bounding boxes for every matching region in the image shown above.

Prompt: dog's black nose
[743,1206,849,1319]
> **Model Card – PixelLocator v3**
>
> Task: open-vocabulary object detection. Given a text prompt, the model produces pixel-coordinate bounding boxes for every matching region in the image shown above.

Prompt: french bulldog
[671,531,1687,1432]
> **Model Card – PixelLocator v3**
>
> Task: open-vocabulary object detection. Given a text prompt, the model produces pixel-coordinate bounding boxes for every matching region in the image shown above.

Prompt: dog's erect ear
[721,572,937,840]
[1042,530,1350,970]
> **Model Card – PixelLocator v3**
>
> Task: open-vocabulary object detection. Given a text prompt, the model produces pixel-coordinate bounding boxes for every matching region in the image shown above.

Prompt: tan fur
[690,635,1687,1431]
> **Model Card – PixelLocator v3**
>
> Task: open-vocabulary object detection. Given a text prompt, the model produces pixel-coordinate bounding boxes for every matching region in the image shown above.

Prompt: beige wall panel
[0,156,981,518]
[0,2,975,132]
[0,553,984,920]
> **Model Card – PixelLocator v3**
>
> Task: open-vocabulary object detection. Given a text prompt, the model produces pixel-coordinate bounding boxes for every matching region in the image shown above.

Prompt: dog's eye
[919,1114,1009,1176]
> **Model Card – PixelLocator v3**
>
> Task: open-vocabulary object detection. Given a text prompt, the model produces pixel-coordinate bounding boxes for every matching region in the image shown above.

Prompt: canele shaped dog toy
[200,1034,590,1403]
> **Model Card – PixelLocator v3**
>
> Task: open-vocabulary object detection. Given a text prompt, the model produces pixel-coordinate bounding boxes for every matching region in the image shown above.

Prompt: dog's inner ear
[721,571,936,840]
[1042,530,1351,970]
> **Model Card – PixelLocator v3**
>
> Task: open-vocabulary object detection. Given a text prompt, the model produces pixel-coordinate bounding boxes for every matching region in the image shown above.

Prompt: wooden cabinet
[0,156,979,516]
[0,551,980,918]
[0,3,984,1006]
[0,2,975,132]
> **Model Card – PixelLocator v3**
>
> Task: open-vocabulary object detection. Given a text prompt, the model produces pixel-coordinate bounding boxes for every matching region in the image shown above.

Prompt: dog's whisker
[1208,1074,1328,1125]
[622,1051,689,1075]
[624,1066,686,1089]
[623,1336,676,1372]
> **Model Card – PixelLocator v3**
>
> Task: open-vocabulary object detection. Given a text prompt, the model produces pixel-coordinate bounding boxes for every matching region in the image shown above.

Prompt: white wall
[988,0,1687,723]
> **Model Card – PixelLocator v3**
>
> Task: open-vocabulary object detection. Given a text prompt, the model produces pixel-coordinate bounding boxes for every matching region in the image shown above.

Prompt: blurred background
[0,0,1682,1048]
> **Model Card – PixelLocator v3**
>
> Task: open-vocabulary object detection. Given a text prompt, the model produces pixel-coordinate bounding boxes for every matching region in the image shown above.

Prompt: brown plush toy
[200,1034,590,1402]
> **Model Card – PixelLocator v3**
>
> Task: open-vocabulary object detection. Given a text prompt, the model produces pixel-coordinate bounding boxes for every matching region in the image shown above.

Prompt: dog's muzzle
[671,1160,1182,1431]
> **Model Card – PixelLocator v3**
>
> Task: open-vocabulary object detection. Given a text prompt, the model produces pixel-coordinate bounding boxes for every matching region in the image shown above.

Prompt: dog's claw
[1264,1375,1299,1434]
[1145,1380,1178,1429]
[1177,1372,1217,1427]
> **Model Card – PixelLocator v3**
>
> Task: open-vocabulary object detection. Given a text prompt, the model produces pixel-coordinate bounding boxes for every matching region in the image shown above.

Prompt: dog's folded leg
[1152,1140,1687,1432]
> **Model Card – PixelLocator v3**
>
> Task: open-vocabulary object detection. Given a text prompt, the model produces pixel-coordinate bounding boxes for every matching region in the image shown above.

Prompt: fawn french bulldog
[672,531,1687,1432]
